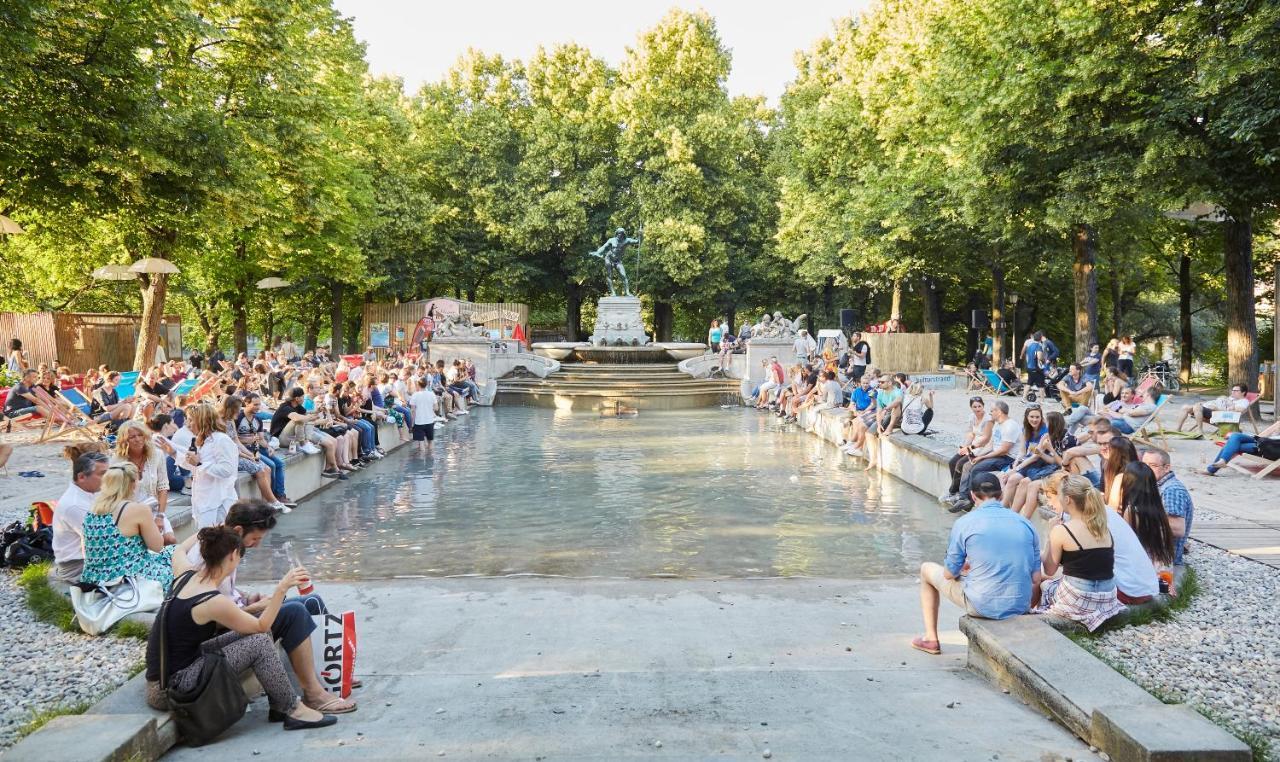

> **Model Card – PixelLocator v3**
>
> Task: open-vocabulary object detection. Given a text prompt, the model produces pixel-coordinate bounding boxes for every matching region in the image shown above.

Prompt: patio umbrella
[90,264,138,281]
[0,215,25,235]
[129,257,180,275]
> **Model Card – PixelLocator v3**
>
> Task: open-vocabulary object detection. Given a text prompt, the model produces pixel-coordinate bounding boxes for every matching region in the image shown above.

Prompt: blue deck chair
[171,377,198,397]
[116,371,140,401]
[980,369,1019,397]
[60,387,93,415]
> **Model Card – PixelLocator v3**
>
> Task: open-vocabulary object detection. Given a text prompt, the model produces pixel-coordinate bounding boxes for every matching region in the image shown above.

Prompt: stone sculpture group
[753,311,807,339]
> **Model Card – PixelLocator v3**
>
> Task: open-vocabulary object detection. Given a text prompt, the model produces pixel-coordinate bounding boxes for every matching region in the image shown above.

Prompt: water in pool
[239,407,950,580]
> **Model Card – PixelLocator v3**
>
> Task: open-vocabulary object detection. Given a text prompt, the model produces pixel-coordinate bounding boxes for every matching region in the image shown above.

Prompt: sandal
[910,637,941,655]
[305,696,357,714]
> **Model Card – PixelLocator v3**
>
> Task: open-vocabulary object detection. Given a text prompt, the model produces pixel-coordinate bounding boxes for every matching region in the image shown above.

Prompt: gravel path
[0,570,145,749]
[1091,541,1280,759]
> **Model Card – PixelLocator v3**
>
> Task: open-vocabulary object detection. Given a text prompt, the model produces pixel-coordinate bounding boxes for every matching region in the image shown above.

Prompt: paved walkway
[168,578,1090,760]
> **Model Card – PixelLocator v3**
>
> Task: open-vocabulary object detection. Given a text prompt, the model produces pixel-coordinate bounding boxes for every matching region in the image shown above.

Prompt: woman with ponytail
[144,527,337,731]
[80,463,176,590]
[1032,474,1124,631]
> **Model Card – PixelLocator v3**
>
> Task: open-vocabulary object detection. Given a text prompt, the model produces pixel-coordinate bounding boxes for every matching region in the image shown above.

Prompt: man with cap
[912,472,1039,655]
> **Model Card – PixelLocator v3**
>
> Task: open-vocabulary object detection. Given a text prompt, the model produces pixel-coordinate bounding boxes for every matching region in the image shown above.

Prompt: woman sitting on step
[1032,474,1125,631]
[144,527,337,731]
[80,463,176,591]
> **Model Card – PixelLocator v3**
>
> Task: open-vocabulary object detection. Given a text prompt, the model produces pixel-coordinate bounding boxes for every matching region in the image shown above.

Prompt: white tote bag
[70,576,165,636]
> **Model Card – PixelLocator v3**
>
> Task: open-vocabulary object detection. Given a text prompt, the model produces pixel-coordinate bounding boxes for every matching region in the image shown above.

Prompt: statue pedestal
[744,338,794,386]
[590,296,649,346]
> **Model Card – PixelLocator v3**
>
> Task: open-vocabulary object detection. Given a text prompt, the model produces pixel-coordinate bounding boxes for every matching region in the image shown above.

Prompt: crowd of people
[21,338,489,738]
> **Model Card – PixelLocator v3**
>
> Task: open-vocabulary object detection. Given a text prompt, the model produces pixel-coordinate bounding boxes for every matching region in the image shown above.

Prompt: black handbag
[154,571,248,746]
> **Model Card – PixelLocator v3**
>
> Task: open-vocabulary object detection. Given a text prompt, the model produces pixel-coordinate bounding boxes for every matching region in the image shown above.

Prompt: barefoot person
[912,473,1039,655]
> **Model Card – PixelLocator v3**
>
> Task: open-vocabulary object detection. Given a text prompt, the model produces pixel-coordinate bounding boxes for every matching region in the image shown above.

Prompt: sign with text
[913,373,957,390]
[312,611,358,698]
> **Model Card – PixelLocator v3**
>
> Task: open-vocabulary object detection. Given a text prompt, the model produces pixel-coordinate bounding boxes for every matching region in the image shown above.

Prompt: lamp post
[1008,292,1020,368]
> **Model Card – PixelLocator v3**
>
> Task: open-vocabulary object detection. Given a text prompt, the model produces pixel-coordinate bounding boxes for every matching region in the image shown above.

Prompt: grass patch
[17,562,78,633]
[15,701,90,740]
[16,562,151,641]
[1076,567,1201,636]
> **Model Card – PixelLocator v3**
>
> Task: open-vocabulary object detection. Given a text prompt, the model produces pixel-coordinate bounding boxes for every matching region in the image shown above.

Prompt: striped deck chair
[29,387,101,443]
[1131,394,1173,450]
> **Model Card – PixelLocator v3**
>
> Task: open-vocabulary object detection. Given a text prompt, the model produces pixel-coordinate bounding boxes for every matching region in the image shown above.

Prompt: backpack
[1258,437,1280,461]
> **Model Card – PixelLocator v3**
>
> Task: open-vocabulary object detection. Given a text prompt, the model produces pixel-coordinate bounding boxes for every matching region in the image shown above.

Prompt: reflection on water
[238,408,951,580]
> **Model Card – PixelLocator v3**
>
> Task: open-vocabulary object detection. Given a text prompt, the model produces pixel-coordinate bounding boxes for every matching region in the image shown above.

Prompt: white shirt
[53,483,96,563]
[1106,510,1159,598]
[190,432,240,528]
[171,426,195,454]
[409,389,439,425]
[989,418,1023,459]
[349,365,366,384]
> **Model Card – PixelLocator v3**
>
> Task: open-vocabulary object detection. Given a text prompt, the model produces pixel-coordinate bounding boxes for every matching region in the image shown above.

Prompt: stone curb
[960,615,1249,760]
[9,421,407,761]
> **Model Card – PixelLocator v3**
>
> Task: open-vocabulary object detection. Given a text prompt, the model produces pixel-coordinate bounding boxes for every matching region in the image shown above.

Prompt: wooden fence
[1,312,182,372]
[862,332,941,373]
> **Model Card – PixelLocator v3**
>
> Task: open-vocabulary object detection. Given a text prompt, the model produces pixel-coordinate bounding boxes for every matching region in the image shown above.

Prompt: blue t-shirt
[876,387,902,411]
[945,500,1040,619]
[851,386,874,411]
[1083,351,1102,380]
[710,327,723,343]
[1042,338,1060,364]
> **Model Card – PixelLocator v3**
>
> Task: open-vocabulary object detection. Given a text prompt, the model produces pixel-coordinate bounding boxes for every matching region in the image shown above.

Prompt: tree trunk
[1223,211,1258,391]
[965,292,980,362]
[890,279,903,320]
[1109,263,1123,339]
[990,262,1006,366]
[303,320,319,352]
[263,308,275,352]
[726,304,737,337]
[921,275,942,333]
[133,273,168,371]
[1071,223,1099,360]
[330,280,345,354]
[131,228,176,371]
[1178,250,1193,384]
[565,281,582,341]
[822,276,834,325]
[654,300,674,343]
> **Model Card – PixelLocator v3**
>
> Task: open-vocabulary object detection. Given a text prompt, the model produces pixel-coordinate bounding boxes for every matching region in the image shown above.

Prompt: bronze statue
[589,227,640,297]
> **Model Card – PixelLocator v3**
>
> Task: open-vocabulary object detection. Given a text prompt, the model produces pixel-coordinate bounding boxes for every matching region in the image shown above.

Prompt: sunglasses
[1025,403,1041,410]
[969,397,983,404]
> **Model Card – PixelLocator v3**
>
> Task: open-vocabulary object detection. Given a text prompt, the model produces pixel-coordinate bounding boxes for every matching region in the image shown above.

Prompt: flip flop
[910,637,941,655]
[305,696,357,714]
[18,470,45,478]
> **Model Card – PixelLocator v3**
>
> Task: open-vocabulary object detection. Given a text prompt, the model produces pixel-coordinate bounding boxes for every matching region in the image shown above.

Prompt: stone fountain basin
[655,343,708,361]
[532,342,588,361]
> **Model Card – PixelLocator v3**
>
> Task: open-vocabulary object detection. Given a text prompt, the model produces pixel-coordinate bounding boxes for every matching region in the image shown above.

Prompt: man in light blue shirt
[912,473,1040,655]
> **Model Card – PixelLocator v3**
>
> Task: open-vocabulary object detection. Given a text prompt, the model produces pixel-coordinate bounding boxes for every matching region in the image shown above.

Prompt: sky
[331,0,873,103]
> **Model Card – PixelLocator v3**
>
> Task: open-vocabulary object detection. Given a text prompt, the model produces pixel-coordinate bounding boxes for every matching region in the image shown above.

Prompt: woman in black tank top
[144,527,338,732]
[1031,473,1124,632]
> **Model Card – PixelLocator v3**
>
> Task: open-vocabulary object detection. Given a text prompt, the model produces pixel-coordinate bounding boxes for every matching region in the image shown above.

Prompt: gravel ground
[0,570,145,749]
[1091,541,1280,759]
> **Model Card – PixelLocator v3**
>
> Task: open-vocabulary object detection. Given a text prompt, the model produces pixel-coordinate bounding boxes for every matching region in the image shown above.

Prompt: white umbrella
[0,215,25,235]
[90,264,138,281]
[129,257,180,275]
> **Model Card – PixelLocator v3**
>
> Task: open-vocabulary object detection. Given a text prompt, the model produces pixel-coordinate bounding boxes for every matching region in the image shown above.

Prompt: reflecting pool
[239,407,951,580]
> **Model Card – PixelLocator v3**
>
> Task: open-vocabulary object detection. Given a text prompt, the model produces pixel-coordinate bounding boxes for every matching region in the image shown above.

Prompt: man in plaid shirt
[1141,449,1194,565]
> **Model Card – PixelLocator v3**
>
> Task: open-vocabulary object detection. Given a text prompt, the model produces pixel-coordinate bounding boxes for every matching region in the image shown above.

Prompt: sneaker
[301,443,321,455]
[278,499,298,509]
[321,469,341,478]
[938,492,956,506]
[456,410,468,415]
[336,473,349,481]
[947,500,973,514]
[272,502,292,514]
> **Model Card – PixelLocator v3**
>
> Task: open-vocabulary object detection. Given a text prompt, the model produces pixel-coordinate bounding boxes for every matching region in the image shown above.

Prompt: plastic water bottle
[281,541,315,595]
